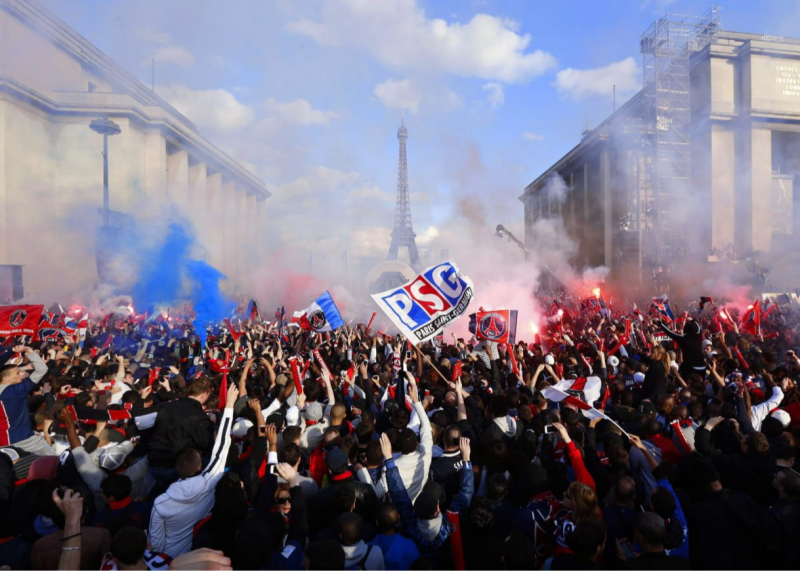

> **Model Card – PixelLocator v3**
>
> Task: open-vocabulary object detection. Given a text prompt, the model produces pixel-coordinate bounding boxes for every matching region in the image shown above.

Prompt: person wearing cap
[382,432,473,565]
[148,384,238,558]
[59,408,149,509]
[0,345,55,455]
[749,374,787,432]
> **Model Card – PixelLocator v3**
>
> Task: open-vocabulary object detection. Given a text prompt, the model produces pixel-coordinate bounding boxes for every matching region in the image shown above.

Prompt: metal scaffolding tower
[640,7,720,263]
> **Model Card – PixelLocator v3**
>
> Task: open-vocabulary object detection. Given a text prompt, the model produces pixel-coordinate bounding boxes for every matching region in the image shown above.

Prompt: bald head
[614,476,636,507]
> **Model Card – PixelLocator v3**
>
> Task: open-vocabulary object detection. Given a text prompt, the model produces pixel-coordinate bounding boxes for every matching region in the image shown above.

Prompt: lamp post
[89,118,121,226]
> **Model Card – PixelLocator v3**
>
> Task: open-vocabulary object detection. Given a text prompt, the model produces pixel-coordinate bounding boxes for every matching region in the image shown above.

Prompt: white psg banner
[371,262,474,346]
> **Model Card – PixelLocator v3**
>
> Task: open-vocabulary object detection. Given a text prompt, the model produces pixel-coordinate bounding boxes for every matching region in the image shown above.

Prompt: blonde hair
[651,345,671,371]
[568,482,601,524]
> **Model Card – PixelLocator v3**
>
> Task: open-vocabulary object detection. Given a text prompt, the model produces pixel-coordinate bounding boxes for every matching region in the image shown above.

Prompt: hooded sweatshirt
[343,540,385,570]
[148,407,233,557]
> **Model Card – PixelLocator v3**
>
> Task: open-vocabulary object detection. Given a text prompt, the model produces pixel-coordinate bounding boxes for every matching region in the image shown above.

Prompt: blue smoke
[130,223,192,310]
[185,259,236,347]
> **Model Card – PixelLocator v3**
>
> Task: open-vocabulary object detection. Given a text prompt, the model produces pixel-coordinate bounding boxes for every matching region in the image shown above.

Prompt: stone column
[222,181,237,285]
[601,149,613,269]
[735,126,773,253]
[188,162,208,258]
[710,125,736,251]
[206,173,223,270]
[144,130,167,209]
[166,150,189,214]
[245,192,258,268]
[583,162,589,265]
[0,101,7,263]
[569,171,575,238]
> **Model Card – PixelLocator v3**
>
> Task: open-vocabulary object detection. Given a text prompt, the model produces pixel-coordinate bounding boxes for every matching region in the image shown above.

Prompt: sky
[37,0,800,278]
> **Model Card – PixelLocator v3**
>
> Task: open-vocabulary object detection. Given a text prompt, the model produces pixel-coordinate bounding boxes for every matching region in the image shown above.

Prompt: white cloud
[264,98,339,125]
[482,82,504,109]
[555,56,641,99]
[159,84,254,131]
[416,225,441,245]
[147,46,196,69]
[523,132,543,141]
[287,0,556,83]
[374,79,421,113]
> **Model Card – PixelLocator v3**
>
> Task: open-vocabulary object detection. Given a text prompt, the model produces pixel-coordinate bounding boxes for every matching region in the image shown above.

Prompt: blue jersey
[0,379,37,446]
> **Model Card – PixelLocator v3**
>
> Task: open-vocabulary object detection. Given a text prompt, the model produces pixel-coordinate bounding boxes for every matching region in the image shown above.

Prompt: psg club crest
[10,309,27,328]
[478,312,508,342]
[308,309,327,330]
[468,309,518,345]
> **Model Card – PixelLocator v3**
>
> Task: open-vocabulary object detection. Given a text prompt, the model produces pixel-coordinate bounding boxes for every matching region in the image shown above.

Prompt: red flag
[224,319,242,341]
[288,357,304,395]
[452,361,462,383]
[218,349,231,409]
[365,312,377,334]
[0,305,44,338]
[313,349,332,380]
[741,301,761,335]
[507,343,520,376]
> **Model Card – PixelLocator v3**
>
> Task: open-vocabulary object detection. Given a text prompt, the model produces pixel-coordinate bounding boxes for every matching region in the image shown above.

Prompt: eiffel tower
[387,116,420,269]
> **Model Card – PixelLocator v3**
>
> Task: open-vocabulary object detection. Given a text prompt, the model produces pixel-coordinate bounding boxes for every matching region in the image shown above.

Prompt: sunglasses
[276,496,292,505]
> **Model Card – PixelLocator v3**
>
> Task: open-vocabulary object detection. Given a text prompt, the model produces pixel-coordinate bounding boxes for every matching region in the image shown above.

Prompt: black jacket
[312,476,379,534]
[687,488,765,570]
[627,551,690,570]
[429,449,462,508]
[147,398,215,469]
[658,321,704,375]
[762,498,800,569]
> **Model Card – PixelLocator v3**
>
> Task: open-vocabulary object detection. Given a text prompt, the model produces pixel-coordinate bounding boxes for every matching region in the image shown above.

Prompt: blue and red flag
[297,292,344,332]
[468,309,518,345]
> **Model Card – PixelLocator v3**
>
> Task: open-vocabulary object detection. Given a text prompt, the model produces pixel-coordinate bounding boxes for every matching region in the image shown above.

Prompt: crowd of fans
[1,297,800,570]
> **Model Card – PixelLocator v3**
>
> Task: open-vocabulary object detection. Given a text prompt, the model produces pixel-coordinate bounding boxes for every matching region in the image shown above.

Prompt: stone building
[0,0,268,300]
[521,10,800,286]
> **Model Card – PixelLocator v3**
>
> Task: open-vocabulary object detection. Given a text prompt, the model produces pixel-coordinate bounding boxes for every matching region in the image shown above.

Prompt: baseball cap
[325,448,349,475]
[285,407,300,427]
[633,372,645,384]
[771,409,791,428]
[305,402,323,422]
[545,354,555,366]
[99,442,133,471]
[702,339,713,348]
[231,418,253,439]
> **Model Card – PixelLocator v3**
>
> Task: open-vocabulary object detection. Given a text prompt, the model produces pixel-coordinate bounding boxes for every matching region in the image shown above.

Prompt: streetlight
[89,118,121,226]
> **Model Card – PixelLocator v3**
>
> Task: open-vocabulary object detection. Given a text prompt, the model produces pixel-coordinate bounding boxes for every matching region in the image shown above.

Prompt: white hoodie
[148,407,233,557]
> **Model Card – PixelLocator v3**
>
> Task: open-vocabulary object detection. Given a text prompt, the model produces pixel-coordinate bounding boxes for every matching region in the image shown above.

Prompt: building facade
[0,0,269,300]
[521,13,800,287]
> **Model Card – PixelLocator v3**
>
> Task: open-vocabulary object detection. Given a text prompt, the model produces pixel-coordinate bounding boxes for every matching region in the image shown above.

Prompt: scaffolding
[639,7,720,264]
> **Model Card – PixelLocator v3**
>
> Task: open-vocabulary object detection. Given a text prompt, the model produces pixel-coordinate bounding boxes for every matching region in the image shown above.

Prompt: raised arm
[201,385,238,482]
[16,346,48,384]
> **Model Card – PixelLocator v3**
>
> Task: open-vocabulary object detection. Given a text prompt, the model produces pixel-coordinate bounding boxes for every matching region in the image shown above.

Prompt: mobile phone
[372,375,380,382]
[269,464,278,475]
[619,540,635,560]
[405,351,412,360]
[544,425,557,435]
